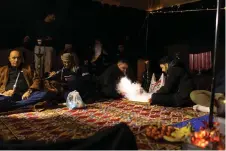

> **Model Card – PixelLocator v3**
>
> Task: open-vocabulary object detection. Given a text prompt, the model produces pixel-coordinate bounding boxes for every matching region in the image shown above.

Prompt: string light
[149,7,226,14]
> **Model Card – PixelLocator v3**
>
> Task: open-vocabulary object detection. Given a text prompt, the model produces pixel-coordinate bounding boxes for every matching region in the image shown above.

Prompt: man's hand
[148,98,152,104]
[2,90,15,97]
[22,91,32,100]
[148,93,153,104]
[49,71,56,77]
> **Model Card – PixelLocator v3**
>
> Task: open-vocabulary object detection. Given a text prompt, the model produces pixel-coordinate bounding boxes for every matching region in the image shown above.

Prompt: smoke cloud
[117,77,152,102]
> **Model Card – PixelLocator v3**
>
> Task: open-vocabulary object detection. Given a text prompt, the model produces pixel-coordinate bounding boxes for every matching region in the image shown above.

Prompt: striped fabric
[189,51,212,72]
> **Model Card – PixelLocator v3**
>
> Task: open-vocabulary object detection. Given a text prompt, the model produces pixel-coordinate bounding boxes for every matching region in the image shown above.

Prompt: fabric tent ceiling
[93,0,201,11]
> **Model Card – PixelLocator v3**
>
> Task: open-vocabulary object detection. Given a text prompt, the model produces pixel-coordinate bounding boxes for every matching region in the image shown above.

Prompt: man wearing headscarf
[46,49,93,102]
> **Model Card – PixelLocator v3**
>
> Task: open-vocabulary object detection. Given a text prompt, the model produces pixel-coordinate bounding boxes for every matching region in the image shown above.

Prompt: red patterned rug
[0,99,206,150]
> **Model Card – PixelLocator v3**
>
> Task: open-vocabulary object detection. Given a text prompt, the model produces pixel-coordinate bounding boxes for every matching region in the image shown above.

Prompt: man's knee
[190,90,198,101]
[30,91,55,101]
[0,96,10,101]
[0,96,11,108]
[151,93,163,102]
[16,91,55,106]
[190,90,207,101]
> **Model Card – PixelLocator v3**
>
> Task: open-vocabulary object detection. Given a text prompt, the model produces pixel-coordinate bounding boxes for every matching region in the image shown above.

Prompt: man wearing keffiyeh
[46,49,93,103]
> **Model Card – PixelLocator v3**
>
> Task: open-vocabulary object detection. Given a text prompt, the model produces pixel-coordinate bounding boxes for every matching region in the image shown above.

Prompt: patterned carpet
[0,99,206,150]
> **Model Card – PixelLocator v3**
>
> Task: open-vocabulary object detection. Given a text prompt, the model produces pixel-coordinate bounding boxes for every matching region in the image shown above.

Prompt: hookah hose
[10,71,23,102]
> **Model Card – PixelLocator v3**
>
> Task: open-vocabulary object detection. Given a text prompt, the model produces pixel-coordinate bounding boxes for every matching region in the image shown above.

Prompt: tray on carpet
[0,99,206,150]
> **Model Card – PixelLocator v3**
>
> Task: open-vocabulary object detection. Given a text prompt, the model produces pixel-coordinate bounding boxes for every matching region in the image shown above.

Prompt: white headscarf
[61,53,72,61]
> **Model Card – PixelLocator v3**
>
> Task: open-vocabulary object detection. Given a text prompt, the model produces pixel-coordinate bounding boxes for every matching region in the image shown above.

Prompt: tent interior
[0,0,225,150]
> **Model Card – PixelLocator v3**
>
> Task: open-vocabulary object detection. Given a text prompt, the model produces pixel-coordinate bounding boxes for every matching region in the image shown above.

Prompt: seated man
[151,56,194,107]
[0,49,52,112]
[47,50,93,103]
[98,59,135,99]
[190,69,225,117]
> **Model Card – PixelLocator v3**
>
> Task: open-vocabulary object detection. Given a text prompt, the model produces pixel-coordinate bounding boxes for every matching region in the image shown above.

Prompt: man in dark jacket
[0,49,53,112]
[98,59,135,99]
[151,56,194,107]
[46,49,93,102]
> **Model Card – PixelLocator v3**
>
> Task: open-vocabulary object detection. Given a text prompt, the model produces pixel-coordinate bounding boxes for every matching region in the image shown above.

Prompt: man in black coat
[98,59,135,99]
[151,56,194,107]
[46,49,93,102]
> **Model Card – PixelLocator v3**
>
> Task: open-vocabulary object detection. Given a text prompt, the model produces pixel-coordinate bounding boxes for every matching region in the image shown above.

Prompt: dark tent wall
[142,1,225,74]
[0,0,224,73]
[0,0,145,51]
[0,0,57,48]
